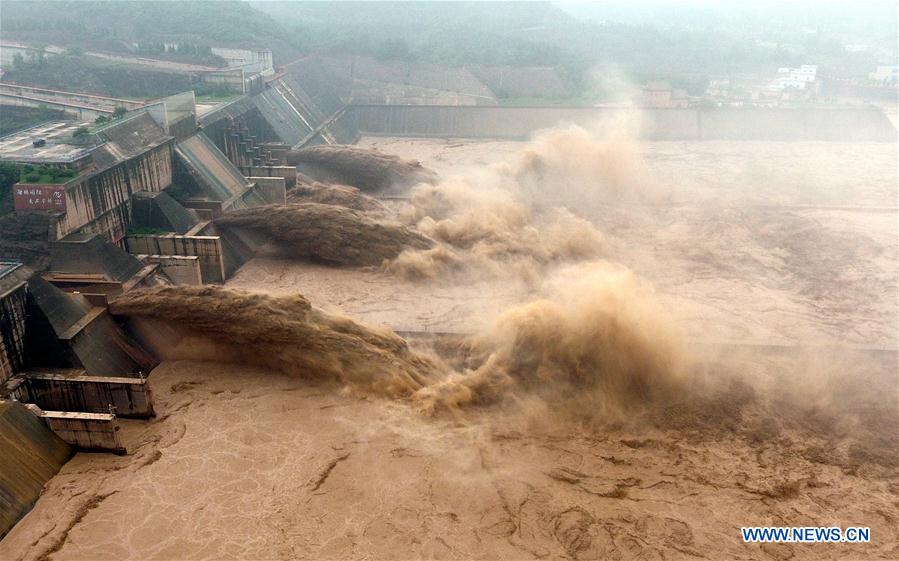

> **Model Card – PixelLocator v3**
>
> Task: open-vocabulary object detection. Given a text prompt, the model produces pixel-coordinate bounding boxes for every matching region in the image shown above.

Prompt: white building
[869,65,898,85]
[775,65,817,90]
[210,47,274,76]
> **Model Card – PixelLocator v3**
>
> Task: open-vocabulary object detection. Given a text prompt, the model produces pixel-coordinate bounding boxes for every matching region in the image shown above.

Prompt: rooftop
[0,122,96,164]
[0,261,27,297]
[0,261,23,280]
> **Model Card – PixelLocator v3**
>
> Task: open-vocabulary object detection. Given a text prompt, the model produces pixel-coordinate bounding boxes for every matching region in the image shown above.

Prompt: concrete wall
[0,285,28,384]
[0,83,143,111]
[194,68,248,94]
[60,309,155,377]
[248,176,287,204]
[41,410,125,454]
[175,132,251,203]
[141,255,202,285]
[19,372,154,418]
[56,142,175,242]
[345,105,897,141]
[125,234,225,283]
[0,401,72,539]
[201,105,282,168]
[0,93,110,121]
[246,166,296,188]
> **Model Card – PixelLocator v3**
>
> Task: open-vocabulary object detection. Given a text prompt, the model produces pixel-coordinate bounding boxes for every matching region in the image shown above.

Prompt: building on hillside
[869,65,898,85]
[776,65,818,89]
[640,81,689,108]
[210,47,274,76]
[743,64,821,104]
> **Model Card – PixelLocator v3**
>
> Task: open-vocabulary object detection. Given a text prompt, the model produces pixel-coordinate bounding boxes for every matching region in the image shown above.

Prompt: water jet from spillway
[215,203,433,266]
[286,144,438,193]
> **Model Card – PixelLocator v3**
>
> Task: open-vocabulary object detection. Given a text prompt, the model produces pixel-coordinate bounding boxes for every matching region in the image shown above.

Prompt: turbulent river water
[1,137,896,561]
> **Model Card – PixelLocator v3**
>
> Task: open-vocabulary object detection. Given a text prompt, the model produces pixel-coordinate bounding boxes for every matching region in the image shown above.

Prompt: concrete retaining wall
[0,83,144,111]
[56,142,175,242]
[0,284,28,384]
[0,93,110,121]
[141,255,202,285]
[248,176,287,204]
[345,105,896,141]
[41,410,125,454]
[245,166,296,188]
[125,234,225,283]
[19,372,154,418]
[175,132,251,203]
[0,401,72,539]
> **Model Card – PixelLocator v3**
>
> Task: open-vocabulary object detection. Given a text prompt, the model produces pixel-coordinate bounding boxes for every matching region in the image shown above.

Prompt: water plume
[388,174,605,281]
[412,262,688,416]
[109,286,442,397]
[287,179,388,214]
[286,144,437,193]
[215,203,432,266]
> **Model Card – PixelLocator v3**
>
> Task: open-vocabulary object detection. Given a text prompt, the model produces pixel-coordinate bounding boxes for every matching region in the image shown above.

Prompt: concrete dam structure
[0,400,71,540]
[0,82,299,536]
[191,55,898,151]
[341,104,897,141]
[0,46,897,550]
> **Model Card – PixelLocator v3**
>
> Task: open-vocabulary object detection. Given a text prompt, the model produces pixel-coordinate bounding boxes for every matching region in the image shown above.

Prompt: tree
[374,38,411,61]
[30,44,48,68]
[112,106,127,119]
[73,126,90,138]
[0,162,21,192]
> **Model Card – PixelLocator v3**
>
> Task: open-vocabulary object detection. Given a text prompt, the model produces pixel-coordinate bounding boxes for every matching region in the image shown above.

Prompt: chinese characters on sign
[13,184,67,212]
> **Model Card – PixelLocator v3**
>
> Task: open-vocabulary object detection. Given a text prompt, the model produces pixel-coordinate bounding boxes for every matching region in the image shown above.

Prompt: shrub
[24,172,41,182]
[0,162,20,191]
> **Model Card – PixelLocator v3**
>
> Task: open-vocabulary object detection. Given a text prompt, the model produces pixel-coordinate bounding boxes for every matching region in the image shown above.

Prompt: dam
[1,43,897,560]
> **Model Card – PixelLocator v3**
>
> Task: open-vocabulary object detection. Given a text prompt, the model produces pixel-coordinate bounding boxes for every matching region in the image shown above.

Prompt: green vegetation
[16,164,78,185]
[0,105,65,137]
[256,1,896,84]
[194,83,238,100]
[93,107,128,128]
[1,54,194,99]
[0,162,21,216]
[1,1,286,50]
[136,42,226,67]
[72,126,90,139]
[1,1,894,101]
[9,44,48,70]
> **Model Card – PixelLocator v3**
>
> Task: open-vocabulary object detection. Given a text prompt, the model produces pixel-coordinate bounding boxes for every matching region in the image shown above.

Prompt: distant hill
[1,1,892,101]
[0,1,303,65]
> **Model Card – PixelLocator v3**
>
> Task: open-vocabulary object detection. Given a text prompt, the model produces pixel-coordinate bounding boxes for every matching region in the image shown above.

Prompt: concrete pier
[4,369,155,418]
[39,409,126,454]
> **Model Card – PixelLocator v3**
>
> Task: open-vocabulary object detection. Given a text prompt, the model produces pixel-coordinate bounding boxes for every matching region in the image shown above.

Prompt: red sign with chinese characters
[13,184,66,212]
